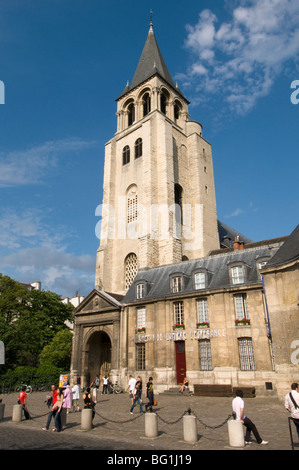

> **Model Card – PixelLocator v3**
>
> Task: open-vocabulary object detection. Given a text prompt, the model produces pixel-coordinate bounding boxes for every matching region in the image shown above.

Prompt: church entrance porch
[85,330,111,387]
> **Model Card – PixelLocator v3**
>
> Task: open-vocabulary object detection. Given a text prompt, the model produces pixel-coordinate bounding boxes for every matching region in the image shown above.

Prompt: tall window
[171,276,183,293]
[197,298,209,324]
[143,92,151,116]
[194,272,206,289]
[127,186,138,223]
[128,103,135,126]
[135,138,142,159]
[160,92,168,115]
[125,253,138,290]
[174,301,184,325]
[199,339,212,370]
[238,338,255,370]
[234,294,249,320]
[123,145,130,165]
[231,266,244,284]
[136,343,145,370]
[137,307,146,330]
[136,283,145,300]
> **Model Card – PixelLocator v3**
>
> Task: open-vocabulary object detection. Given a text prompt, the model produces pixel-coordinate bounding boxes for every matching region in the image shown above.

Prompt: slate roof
[122,241,282,304]
[217,220,253,247]
[263,224,299,268]
[117,23,188,102]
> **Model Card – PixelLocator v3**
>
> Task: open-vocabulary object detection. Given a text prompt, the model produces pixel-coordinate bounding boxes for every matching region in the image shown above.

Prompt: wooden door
[175,341,186,384]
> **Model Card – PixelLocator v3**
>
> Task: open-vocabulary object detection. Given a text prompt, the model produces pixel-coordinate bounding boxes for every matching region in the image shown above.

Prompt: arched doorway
[87,330,111,385]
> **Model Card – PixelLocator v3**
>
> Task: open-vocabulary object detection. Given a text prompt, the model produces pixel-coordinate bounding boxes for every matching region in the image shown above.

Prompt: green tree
[0,274,73,371]
[39,329,73,370]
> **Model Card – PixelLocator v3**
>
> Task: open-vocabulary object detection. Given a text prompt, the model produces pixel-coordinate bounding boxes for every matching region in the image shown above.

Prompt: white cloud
[0,138,93,187]
[0,207,95,297]
[178,0,299,115]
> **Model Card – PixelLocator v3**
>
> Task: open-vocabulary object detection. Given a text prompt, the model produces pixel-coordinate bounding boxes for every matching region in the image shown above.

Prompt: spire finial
[149,9,153,31]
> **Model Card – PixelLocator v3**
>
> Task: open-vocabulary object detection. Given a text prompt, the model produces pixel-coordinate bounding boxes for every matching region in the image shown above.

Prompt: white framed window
[238,337,255,370]
[199,339,212,370]
[136,283,145,299]
[234,294,249,321]
[171,276,183,293]
[231,266,245,284]
[137,307,146,330]
[194,272,206,289]
[174,301,184,325]
[197,298,209,323]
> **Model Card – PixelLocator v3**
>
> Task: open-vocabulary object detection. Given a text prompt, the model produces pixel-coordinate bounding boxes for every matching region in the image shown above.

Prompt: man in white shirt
[232,389,268,445]
[127,375,137,405]
[285,383,299,439]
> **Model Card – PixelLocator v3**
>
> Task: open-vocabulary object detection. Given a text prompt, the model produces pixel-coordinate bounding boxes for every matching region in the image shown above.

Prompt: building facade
[71,22,298,399]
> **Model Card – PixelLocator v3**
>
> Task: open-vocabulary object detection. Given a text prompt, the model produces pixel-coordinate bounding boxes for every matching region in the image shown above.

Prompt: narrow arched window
[174,183,183,224]
[135,138,142,159]
[128,103,135,126]
[143,92,151,116]
[161,93,167,115]
[123,145,130,165]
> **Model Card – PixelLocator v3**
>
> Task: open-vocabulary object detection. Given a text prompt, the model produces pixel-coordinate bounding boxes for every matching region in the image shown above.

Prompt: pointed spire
[117,18,188,102]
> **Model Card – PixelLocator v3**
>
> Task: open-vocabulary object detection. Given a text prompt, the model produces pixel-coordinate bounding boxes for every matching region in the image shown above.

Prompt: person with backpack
[285,383,299,439]
[83,387,95,422]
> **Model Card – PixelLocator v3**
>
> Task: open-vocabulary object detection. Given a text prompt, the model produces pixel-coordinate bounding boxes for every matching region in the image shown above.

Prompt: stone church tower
[95,21,219,295]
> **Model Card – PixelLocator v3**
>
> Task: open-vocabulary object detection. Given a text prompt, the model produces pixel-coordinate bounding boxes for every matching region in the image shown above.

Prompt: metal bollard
[0,403,5,420]
[183,414,198,442]
[81,408,93,431]
[12,404,22,422]
[228,418,245,447]
[145,412,158,438]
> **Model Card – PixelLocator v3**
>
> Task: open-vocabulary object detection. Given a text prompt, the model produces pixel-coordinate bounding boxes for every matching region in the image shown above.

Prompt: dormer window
[171,275,183,293]
[231,266,245,284]
[194,272,206,289]
[136,282,145,299]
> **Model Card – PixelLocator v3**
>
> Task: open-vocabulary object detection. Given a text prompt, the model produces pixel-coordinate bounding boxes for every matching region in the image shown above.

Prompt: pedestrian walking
[130,381,144,414]
[127,375,136,405]
[63,383,72,414]
[91,375,100,402]
[72,381,80,412]
[53,387,64,432]
[145,377,154,412]
[232,389,268,445]
[18,386,30,420]
[42,385,58,430]
[285,382,299,440]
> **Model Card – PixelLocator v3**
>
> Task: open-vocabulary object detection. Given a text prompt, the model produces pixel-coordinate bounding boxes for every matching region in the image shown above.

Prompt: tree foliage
[0,274,74,371]
[39,329,73,370]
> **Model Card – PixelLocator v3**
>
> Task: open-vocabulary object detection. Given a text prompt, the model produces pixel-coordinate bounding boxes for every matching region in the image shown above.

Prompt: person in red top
[42,385,58,430]
[18,386,30,419]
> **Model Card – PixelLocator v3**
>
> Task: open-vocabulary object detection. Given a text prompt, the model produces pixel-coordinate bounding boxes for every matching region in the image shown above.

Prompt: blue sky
[0,0,298,298]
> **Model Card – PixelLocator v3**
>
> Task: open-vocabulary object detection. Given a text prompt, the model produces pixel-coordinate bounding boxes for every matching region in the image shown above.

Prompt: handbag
[153,400,157,406]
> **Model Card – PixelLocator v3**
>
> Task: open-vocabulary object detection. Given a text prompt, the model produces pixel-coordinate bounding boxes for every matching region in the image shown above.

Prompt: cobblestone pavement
[0,391,297,453]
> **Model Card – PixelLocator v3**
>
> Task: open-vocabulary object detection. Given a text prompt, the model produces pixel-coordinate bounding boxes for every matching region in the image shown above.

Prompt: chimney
[233,236,245,251]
